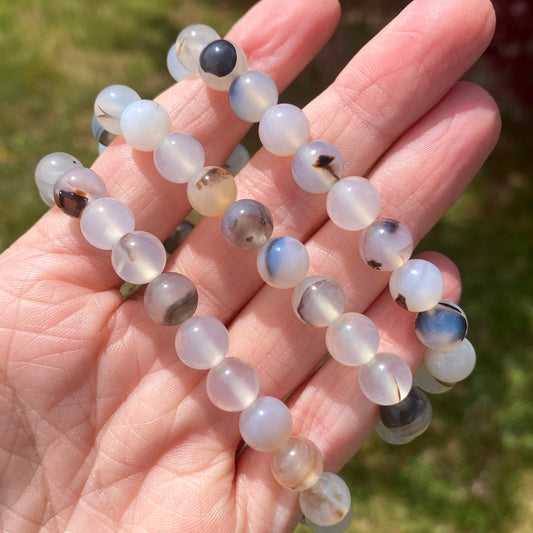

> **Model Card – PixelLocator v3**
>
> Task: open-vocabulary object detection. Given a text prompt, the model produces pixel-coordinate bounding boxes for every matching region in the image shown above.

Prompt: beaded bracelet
[34,22,476,531]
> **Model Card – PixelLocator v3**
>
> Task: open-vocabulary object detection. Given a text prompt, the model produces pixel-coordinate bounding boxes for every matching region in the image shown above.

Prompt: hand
[0,0,499,531]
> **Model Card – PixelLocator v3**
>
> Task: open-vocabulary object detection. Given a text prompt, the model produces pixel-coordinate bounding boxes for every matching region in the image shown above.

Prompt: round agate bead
[299,472,351,527]
[327,176,381,231]
[326,312,379,366]
[358,352,413,406]
[271,436,323,491]
[91,114,117,147]
[229,70,278,122]
[154,132,205,183]
[176,24,220,74]
[292,275,345,327]
[415,301,468,351]
[144,273,198,325]
[199,39,248,91]
[35,152,83,206]
[175,315,228,370]
[80,197,135,250]
[224,144,250,176]
[221,199,273,250]
[304,505,354,533]
[166,43,191,82]
[424,338,476,383]
[54,167,107,218]
[376,387,432,445]
[359,218,413,271]
[111,231,166,285]
[258,104,310,157]
[206,358,260,412]
[414,359,455,394]
[94,84,140,135]
[291,141,343,194]
[187,166,237,217]
[389,259,444,312]
[239,396,293,452]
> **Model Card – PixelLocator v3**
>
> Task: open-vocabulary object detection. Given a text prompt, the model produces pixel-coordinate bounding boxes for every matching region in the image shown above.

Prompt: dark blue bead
[199,39,237,77]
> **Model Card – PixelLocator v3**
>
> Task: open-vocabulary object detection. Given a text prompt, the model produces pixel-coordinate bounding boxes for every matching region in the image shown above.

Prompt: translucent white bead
[166,43,192,82]
[176,24,220,74]
[94,84,140,135]
[199,40,248,91]
[326,312,379,366]
[359,218,414,271]
[257,236,310,289]
[326,176,381,231]
[271,436,323,491]
[414,359,455,394]
[389,259,444,312]
[35,152,82,206]
[258,104,310,157]
[144,272,198,325]
[292,275,345,328]
[239,396,293,452]
[424,338,476,383]
[224,144,250,176]
[187,166,237,217]
[299,472,351,527]
[91,114,117,147]
[305,505,354,533]
[229,70,278,122]
[291,141,343,194]
[80,197,135,250]
[358,352,413,406]
[175,315,228,370]
[120,100,171,152]
[154,132,205,183]
[111,231,166,285]
[206,357,259,412]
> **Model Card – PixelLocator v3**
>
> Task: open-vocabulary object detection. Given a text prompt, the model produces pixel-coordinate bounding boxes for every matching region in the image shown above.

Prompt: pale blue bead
[94,84,140,135]
[154,132,205,183]
[166,43,192,82]
[229,71,278,122]
[35,152,83,206]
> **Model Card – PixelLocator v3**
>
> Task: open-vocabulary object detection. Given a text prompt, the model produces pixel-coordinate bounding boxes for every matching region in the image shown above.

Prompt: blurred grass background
[0,0,532,531]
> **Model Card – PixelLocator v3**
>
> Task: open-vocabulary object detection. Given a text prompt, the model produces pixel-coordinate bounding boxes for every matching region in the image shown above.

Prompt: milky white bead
[358,352,413,406]
[80,197,135,250]
[199,40,248,91]
[239,396,293,452]
[94,85,140,135]
[258,104,310,157]
[424,338,476,383]
[229,70,278,122]
[389,259,444,312]
[224,144,250,176]
[176,24,220,74]
[154,132,205,183]
[120,100,171,152]
[414,359,455,394]
[166,43,192,82]
[175,315,229,370]
[326,177,381,231]
[326,312,379,366]
[35,152,82,206]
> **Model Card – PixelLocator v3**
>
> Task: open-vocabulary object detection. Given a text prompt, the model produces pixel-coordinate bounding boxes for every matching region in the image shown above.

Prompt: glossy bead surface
[80,197,135,250]
[175,24,220,74]
[299,472,351,527]
[376,387,432,445]
[359,218,413,271]
[425,338,476,383]
[166,43,191,82]
[229,70,278,122]
[257,237,310,289]
[327,176,381,231]
[35,152,82,206]
[187,166,237,217]
[154,132,205,183]
[111,231,166,285]
[291,141,343,194]
[206,358,259,412]
[271,436,323,491]
[91,114,117,147]
[94,84,140,135]
[224,143,250,176]
[199,39,248,91]
[415,301,468,351]
[175,315,228,370]
[258,104,310,157]
[389,259,444,312]
[54,167,107,218]
[292,275,345,327]
[144,273,198,325]
[358,352,413,406]
[326,312,380,366]
[221,199,273,250]
[239,396,293,452]
[414,359,455,394]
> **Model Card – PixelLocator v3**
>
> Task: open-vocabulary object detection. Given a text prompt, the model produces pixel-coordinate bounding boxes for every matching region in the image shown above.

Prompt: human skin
[0,0,500,531]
